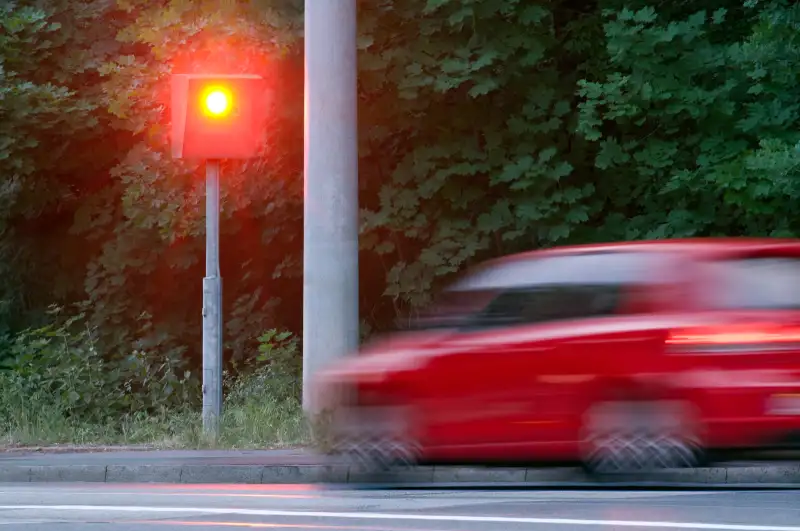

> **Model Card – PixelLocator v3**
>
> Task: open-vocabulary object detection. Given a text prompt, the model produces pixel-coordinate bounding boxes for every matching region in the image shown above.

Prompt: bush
[0,305,195,419]
[227,329,302,403]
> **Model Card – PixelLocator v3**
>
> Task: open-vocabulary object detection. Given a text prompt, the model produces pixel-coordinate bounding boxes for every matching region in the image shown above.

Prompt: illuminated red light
[205,91,228,114]
[202,86,232,117]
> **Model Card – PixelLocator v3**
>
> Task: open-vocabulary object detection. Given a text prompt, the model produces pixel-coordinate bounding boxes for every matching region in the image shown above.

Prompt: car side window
[445,250,669,331]
[466,288,535,329]
[526,285,621,323]
[464,284,622,330]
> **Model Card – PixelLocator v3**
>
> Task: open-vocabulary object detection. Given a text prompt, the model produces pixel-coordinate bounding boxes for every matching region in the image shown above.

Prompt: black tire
[340,437,420,486]
[579,399,704,479]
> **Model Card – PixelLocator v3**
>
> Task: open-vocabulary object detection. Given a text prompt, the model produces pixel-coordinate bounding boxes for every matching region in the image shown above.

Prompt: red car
[313,238,800,476]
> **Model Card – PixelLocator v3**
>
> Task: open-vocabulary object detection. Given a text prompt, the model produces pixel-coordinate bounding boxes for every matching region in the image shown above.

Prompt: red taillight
[666,323,800,352]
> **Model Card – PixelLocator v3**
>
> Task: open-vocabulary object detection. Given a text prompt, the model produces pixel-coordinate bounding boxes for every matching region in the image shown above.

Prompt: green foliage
[0,305,195,423]
[577,1,800,239]
[0,1,128,332]
[219,328,305,447]
[358,0,602,317]
[80,0,304,363]
[226,328,302,404]
[6,0,800,447]
[0,316,304,447]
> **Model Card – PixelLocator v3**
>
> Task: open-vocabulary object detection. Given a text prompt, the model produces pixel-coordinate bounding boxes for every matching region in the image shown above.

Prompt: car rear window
[709,257,800,309]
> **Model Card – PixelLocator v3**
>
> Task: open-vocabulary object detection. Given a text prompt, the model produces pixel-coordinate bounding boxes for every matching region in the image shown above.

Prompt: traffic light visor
[202,85,232,117]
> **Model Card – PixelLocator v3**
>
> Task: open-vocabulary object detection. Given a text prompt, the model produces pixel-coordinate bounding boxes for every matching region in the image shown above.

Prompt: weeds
[0,308,307,449]
[0,396,307,449]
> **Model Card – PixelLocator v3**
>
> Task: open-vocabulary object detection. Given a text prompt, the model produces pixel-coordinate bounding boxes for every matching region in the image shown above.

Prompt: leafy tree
[358,0,603,322]
[577,0,800,240]
[0,0,130,333]
[82,0,305,363]
[6,0,800,398]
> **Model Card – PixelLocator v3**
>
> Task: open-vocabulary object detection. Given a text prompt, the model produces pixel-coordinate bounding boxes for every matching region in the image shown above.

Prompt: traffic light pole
[170,75,263,438]
[203,159,223,438]
[303,0,360,412]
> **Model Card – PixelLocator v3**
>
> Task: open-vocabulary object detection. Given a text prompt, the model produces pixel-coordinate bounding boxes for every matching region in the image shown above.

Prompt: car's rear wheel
[579,399,703,478]
[334,405,421,485]
[341,436,418,468]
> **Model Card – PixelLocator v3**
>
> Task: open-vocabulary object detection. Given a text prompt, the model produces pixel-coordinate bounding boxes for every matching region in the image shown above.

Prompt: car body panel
[314,238,800,464]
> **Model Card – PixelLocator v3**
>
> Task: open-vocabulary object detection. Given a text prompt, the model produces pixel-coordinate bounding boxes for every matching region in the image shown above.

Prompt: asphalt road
[0,483,799,530]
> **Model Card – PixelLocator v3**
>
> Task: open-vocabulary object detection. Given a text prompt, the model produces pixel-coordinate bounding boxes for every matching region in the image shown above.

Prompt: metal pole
[203,159,223,437]
[303,0,360,412]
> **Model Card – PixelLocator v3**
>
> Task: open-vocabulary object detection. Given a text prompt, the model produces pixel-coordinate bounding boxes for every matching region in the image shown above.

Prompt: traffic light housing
[171,74,266,159]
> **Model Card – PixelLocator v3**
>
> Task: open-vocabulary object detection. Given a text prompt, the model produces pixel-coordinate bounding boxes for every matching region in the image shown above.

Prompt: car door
[524,283,629,450]
[417,286,558,456]
[415,255,637,457]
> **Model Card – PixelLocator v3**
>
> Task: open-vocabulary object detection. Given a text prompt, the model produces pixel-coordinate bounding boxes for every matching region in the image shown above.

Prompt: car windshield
[710,257,800,310]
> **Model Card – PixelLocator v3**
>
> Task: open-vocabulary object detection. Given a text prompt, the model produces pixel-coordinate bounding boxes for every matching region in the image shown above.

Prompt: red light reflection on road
[134,522,350,529]
[133,521,452,531]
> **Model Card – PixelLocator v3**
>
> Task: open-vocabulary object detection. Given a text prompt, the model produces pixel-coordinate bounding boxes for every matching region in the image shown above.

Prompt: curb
[0,463,797,486]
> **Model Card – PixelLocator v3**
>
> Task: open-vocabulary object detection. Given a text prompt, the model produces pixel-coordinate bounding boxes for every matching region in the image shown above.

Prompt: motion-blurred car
[313,238,800,476]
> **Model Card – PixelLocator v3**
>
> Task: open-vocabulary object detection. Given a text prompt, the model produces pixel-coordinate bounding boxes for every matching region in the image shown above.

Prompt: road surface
[0,483,798,530]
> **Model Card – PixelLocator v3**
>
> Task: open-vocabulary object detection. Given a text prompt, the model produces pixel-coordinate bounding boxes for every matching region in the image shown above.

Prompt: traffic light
[171,74,266,159]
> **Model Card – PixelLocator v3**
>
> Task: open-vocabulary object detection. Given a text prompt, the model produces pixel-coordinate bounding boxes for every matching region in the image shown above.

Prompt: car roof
[496,238,800,264]
[445,238,800,291]
[450,238,800,289]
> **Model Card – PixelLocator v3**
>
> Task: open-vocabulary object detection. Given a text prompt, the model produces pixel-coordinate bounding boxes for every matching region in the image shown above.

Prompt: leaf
[548,161,573,181]
[468,77,498,97]
[633,7,657,24]
[374,241,396,255]
[548,224,571,241]
[519,6,549,26]
[595,139,628,169]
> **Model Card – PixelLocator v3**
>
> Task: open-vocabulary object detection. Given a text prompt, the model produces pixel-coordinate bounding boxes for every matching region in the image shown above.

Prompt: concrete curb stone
[0,463,796,485]
[260,465,348,484]
[725,463,800,483]
[106,465,182,483]
[29,465,107,483]
[0,466,31,483]
[180,465,263,484]
[432,466,527,483]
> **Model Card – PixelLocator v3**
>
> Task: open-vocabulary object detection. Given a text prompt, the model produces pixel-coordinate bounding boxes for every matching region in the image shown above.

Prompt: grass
[0,373,310,450]
[0,403,307,450]
[0,322,313,450]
